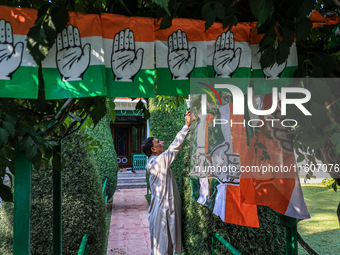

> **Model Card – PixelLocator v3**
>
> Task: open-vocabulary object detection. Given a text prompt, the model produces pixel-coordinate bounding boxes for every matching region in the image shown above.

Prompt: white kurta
[146,125,189,255]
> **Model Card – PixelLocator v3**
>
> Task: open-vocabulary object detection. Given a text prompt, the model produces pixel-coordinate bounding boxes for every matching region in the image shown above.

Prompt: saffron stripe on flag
[0,6,38,99]
[155,18,208,96]
[205,22,252,78]
[42,12,106,99]
[250,22,298,86]
[101,14,155,98]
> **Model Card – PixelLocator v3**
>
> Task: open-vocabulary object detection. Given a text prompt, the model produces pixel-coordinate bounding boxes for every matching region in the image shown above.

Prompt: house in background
[111,98,149,168]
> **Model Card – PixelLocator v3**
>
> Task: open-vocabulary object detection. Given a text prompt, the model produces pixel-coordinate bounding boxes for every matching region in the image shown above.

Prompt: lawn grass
[298,184,340,255]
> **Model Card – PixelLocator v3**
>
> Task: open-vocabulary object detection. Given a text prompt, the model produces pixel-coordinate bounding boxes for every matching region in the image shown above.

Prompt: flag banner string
[0,5,337,100]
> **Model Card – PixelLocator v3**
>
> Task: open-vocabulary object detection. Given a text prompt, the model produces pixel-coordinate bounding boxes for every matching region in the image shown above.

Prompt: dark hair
[141,137,154,157]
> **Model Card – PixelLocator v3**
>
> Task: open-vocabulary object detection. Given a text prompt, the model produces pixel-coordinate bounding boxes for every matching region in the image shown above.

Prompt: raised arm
[155,111,191,169]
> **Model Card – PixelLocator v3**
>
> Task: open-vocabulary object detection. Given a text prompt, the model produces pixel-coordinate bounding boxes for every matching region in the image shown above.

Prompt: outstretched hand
[185,110,191,127]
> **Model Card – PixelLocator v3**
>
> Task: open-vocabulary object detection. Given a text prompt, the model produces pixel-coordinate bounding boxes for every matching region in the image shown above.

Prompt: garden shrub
[85,114,119,199]
[149,97,286,254]
[0,200,13,255]
[60,129,107,255]
[0,128,107,255]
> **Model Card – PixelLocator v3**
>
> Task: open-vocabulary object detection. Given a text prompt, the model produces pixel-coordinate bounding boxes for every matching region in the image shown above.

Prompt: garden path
[106,188,151,255]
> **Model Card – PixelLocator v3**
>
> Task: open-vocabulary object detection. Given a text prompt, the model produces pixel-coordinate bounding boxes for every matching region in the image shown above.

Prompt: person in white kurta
[142,112,190,255]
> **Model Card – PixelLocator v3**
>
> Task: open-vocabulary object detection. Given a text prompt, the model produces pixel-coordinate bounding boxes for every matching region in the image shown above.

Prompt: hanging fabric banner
[42,12,106,99]
[190,100,259,228]
[101,14,155,98]
[0,6,38,99]
[240,95,310,220]
[155,18,208,96]
[250,22,298,94]
[205,22,251,79]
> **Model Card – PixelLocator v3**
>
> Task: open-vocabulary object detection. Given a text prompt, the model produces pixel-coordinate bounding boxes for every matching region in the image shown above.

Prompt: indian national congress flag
[101,14,155,98]
[42,12,106,99]
[250,22,298,94]
[0,6,38,99]
[155,18,208,96]
[205,22,251,78]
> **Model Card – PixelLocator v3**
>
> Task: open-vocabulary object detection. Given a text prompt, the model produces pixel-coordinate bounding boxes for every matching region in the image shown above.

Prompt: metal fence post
[13,145,32,255]
[53,143,62,255]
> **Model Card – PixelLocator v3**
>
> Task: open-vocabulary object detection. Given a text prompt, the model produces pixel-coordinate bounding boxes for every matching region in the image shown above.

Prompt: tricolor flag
[101,14,155,98]
[190,103,259,228]
[0,6,38,99]
[155,18,208,96]
[240,95,310,220]
[250,22,297,94]
[42,12,106,99]
[205,22,251,79]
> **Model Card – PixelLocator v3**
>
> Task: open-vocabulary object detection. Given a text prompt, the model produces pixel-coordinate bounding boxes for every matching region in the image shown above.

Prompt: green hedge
[0,200,13,255]
[60,129,107,254]
[85,114,119,198]
[0,128,107,255]
[149,97,286,254]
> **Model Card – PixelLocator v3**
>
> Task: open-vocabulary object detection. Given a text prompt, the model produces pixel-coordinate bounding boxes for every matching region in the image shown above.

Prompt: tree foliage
[1,0,339,224]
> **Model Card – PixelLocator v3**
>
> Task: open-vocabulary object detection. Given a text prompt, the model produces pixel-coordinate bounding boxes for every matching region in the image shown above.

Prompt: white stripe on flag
[251,43,297,69]
[42,36,105,68]
[206,41,251,68]
[156,40,208,68]
[12,35,37,67]
[103,39,154,69]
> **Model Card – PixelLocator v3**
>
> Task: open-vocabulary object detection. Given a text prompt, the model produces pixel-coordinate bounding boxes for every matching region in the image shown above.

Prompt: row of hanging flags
[1,5,339,99]
[0,5,337,227]
[190,100,311,228]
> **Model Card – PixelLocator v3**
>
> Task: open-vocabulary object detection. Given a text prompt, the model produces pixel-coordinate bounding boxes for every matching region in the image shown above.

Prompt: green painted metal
[103,178,108,203]
[13,146,32,255]
[132,153,148,172]
[272,210,298,255]
[53,144,62,255]
[77,234,88,255]
[212,233,241,255]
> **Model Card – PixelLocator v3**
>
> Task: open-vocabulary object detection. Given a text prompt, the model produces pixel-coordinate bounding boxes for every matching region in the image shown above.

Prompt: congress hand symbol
[0,20,24,80]
[168,30,196,80]
[213,31,241,78]
[111,28,144,82]
[56,25,91,81]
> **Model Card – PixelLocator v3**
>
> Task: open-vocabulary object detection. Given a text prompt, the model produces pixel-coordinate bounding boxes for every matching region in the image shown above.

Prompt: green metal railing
[77,234,88,255]
[102,178,108,203]
[132,153,148,172]
[212,233,241,255]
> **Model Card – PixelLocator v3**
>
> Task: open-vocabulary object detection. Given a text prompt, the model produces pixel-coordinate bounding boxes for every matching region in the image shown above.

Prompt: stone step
[117,182,147,189]
[118,172,146,178]
[117,177,146,183]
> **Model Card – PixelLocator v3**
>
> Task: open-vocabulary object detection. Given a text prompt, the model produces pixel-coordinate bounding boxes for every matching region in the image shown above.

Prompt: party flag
[42,12,106,99]
[101,14,155,98]
[155,18,208,96]
[0,6,38,99]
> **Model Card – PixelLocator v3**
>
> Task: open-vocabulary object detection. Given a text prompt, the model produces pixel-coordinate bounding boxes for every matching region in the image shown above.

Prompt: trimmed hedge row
[85,114,119,199]
[149,97,286,254]
[0,121,115,254]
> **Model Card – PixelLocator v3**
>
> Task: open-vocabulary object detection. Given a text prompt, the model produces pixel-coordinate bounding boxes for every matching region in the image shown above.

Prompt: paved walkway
[107,188,151,255]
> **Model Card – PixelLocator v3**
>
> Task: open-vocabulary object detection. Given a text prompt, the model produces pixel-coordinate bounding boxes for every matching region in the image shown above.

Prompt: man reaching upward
[141,111,191,255]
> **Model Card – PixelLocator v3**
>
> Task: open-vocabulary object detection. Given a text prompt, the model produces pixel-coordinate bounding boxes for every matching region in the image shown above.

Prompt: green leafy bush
[0,129,107,255]
[60,130,107,254]
[0,200,13,255]
[149,97,286,254]
[85,114,119,198]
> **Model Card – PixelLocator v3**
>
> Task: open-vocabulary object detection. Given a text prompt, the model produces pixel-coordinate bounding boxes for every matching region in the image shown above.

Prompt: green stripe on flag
[253,66,297,94]
[157,67,209,96]
[105,68,155,98]
[207,66,251,79]
[43,65,106,99]
[158,66,251,96]
[0,66,38,99]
